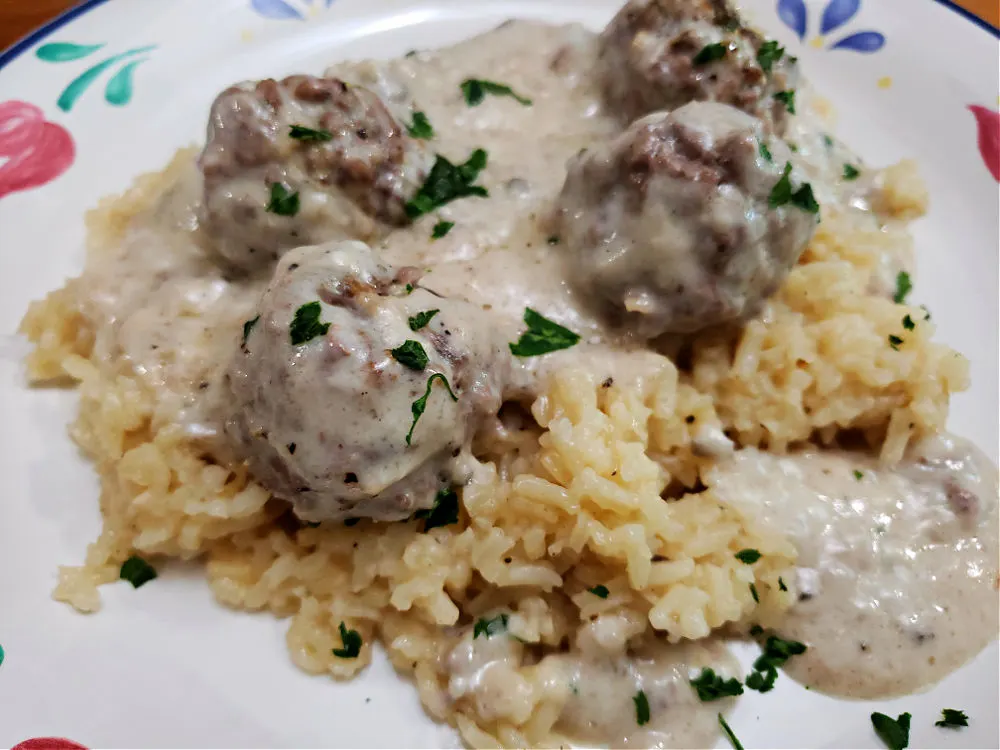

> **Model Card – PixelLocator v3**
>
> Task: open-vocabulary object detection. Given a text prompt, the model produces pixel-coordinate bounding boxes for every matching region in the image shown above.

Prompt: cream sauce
[707,434,999,698]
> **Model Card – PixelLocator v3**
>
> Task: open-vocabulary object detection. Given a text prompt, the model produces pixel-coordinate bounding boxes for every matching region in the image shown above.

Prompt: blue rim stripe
[0,0,113,71]
[0,0,996,72]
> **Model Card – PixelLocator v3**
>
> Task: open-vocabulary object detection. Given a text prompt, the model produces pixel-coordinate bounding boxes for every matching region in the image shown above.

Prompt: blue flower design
[251,0,335,21]
[776,0,885,52]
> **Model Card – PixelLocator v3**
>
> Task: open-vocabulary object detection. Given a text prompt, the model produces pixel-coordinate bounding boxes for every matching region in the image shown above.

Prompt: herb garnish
[871,711,911,750]
[461,79,532,106]
[242,315,259,349]
[693,42,728,65]
[405,149,489,218]
[935,709,969,728]
[690,668,744,701]
[823,134,834,148]
[547,235,560,245]
[406,373,458,445]
[509,308,580,357]
[289,301,330,345]
[588,585,610,598]
[888,334,904,351]
[406,111,435,140]
[432,220,454,239]
[634,690,651,726]
[749,583,760,603]
[718,713,744,750]
[266,182,300,216]
[735,549,761,564]
[415,487,460,531]
[473,613,509,639]
[756,40,785,72]
[408,309,439,331]
[854,470,864,480]
[893,271,912,303]
[289,124,333,141]
[759,141,773,162]
[902,314,915,331]
[843,163,861,180]
[391,340,429,371]
[769,162,819,214]
[120,555,157,588]
[746,634,807,693]
[778,577,788,591]
[774,89,796,114]
[332,622,362,658]
[405,283,414,294]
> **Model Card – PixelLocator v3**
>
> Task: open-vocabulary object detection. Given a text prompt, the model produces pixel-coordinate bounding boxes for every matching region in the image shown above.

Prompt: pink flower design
[969,105,1000,183]
[0,100,75,199]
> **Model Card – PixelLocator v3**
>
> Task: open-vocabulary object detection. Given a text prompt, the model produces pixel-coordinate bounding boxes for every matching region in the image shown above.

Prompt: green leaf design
[55,45,156,112]
[105,58,149,106]
[36,42,104,62]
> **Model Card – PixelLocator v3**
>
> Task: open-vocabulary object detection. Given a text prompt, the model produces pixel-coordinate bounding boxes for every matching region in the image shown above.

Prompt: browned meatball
[199,75,433,273]
[598,0,799,133]
[554,101,818,336]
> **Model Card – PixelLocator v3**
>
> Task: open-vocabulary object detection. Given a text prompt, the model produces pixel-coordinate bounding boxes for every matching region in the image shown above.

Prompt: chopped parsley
[634,690,651,726]
[509,308,580,357]
[746,633,807,693]
[266,182,300,216]
[756,40,785,72]
[893,271,912,303]
[749,624,764,637]
[791,183,819,213]
[690,668,744,701]
[822,134,834,148]
[871,711,911,750]
[473,613,509,639]
[289,124,333,141]
[778,577,788,591]
[774,89,796,114]
[406,111,435,140]
[415,487,460,531]
[749,583,760,603]
[854,470,864,480]
[391,340,429,371]
[289,301,330,345]
[759,140,773,162]
[120,555,157,588]
[769,162,819,214]
[921,305,932,321]
[332,621,362,658]
[588,585,610,599]
[935,709,969,728]
[408,309,439,331]
[734,549,761,564]
[718,713,744,750]
[406,373,458,445]
[461,79,532,107]
[241,315,259,349]
[843,163,861,180]
[693,42,728,65]
[745,667,776,693]
[888,334,904,351]
[431,220,454,239]
[405,283,414,294]
[405,149,489,218]
[547,235,560,245]
[902,314,916,331]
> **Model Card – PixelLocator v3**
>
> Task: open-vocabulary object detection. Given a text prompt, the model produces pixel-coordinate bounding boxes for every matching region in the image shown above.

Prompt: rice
[18,151,965,745]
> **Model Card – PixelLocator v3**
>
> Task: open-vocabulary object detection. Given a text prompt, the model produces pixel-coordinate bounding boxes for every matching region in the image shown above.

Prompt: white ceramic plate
[0,0,997,747]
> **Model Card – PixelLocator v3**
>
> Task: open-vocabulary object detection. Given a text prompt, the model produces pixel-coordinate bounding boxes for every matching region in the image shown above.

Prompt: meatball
[225,240,507,521]
[598,0,799,133]
[553,101,818,336]
[199,75,433,273]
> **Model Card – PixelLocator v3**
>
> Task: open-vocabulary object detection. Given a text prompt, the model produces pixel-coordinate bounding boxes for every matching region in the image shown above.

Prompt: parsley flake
[405,149,489,218]
[289,301,330,345]
[289,124,333,142]
[778,577,788,591]
[693,43,728,65]
[406,111,435,140]
[266,182,300,216]
[718,713,744,750]
[120,555,157,588]
[935,709,969,728]
[432,220,454,239]
[871,711,911,750]
[415,487,460,531]
[843,163,861,180]
[893,271,912,303]
[461,79,532,107]
[406,373,458,445]
[759,140,773,162]
[634,690,651,726]
[774,89,796,114]
[690,668,744,702]
[889,334,904,351]
[746,633,807,692]
[509,308,580,357]
[902,314,915,331]
[408,309,439,331]
[823,134,834,148]
[588,585,610,599]
[791,182,820,213]
[756,40,785,72]
[547,235,560,245]
[332,622,362,658]
[769,162,819,214]
[405,283,414,294]
[735,549,761,564]
[854,470,864,480]
[473,614,509,639]
[749,583,760,603]
[391,340,429,371]
[242,315,259,349]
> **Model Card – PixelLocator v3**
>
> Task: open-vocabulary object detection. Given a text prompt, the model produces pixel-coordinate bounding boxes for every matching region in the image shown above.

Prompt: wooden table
[2,0,998,52]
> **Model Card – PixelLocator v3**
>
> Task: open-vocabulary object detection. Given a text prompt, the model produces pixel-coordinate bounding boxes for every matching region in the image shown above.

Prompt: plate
[0,0,997,747]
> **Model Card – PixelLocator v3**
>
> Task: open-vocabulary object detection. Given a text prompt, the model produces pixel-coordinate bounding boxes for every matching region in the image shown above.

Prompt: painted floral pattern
[0,100,74,199]
[969,105,1000,182]
[777,0,886,52]
[35,42,156,112]
[251,0,336,20]
[12,740,89,750]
